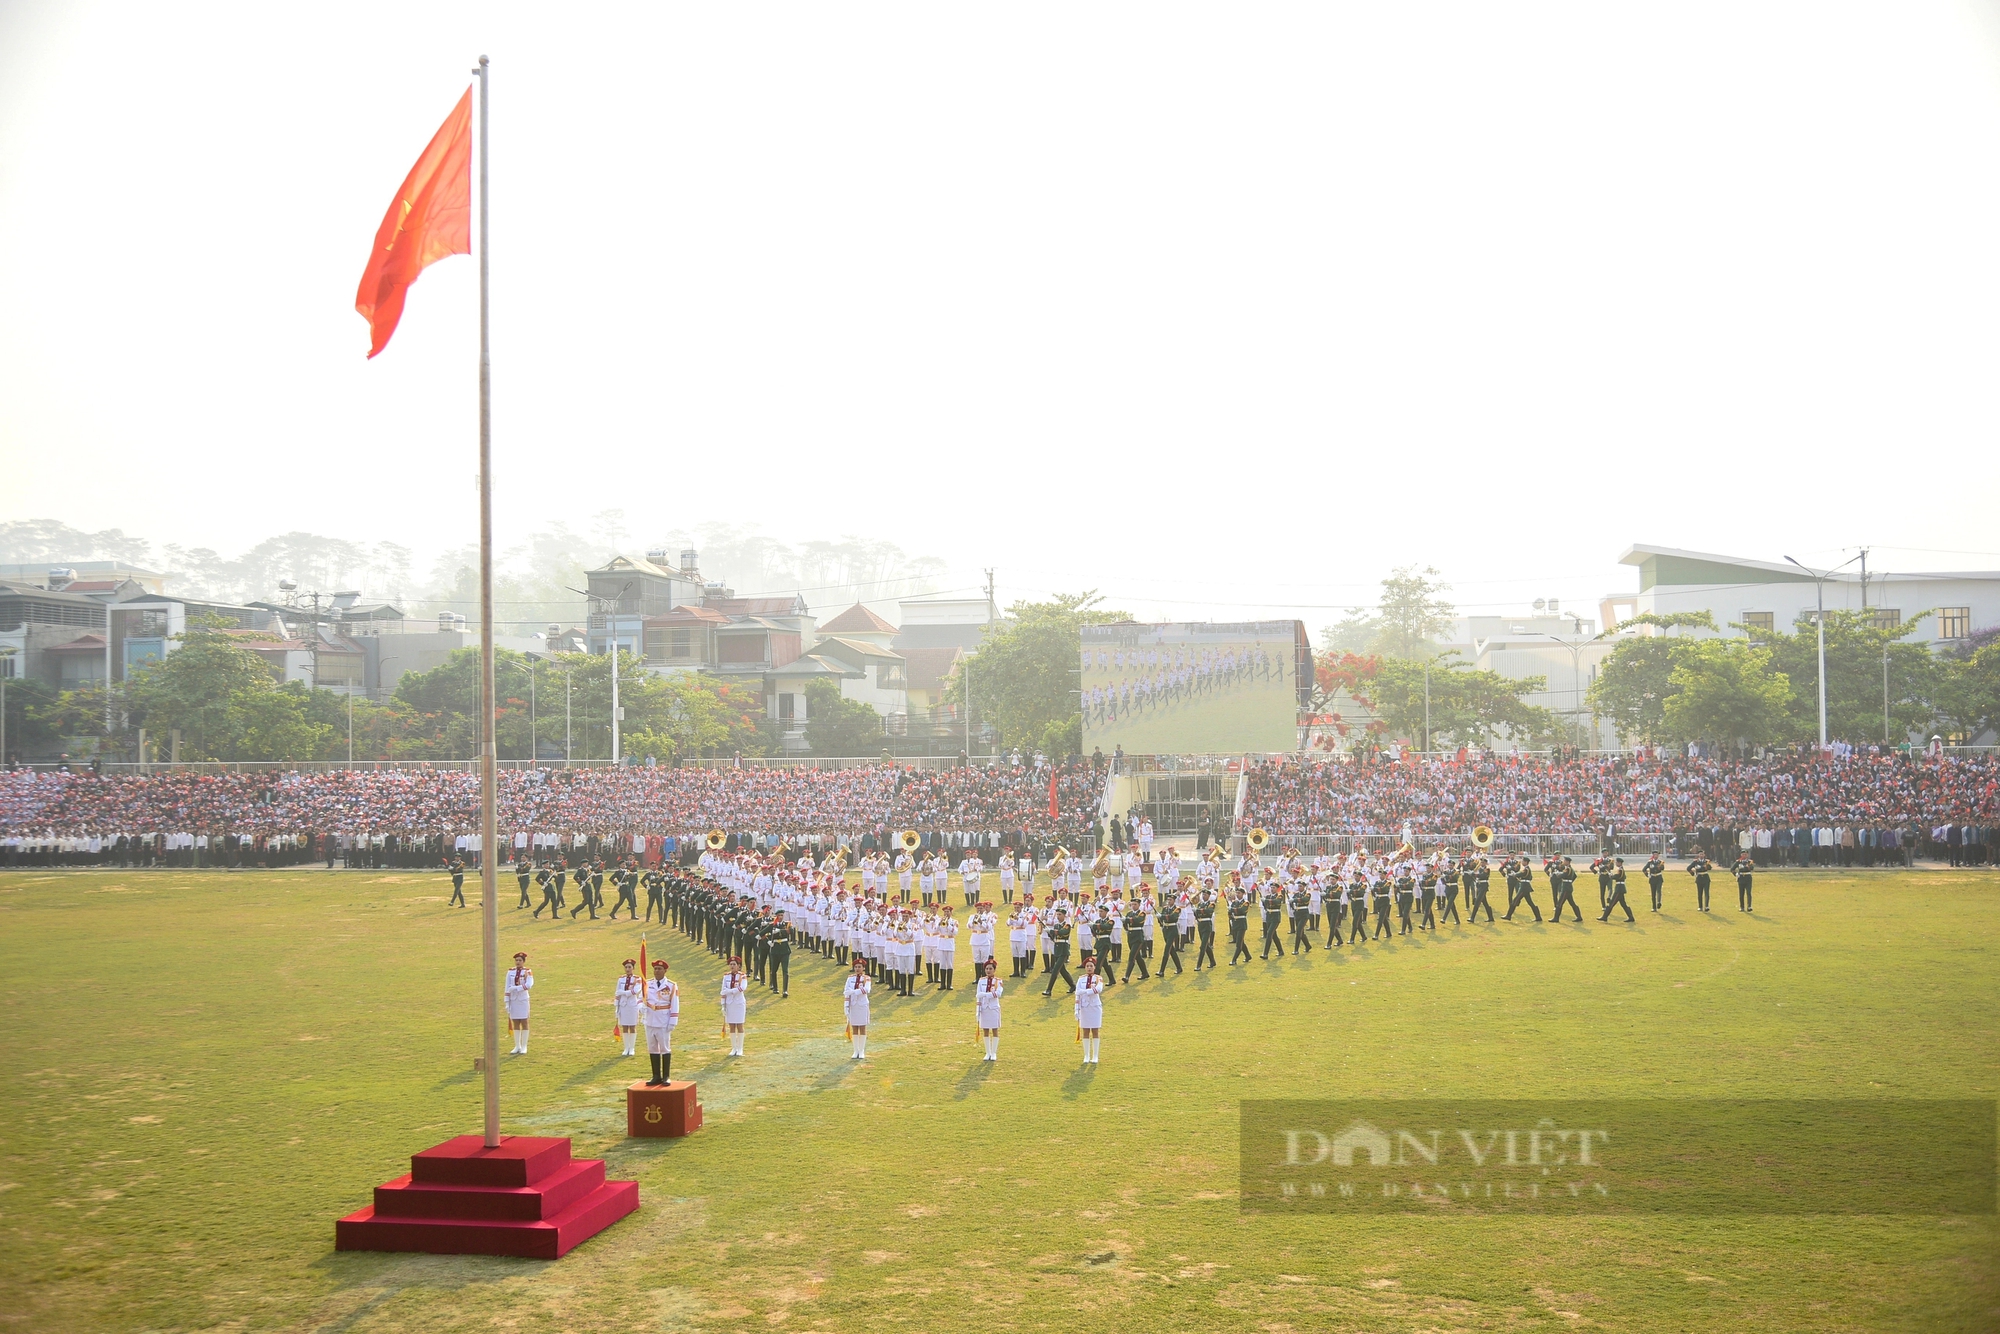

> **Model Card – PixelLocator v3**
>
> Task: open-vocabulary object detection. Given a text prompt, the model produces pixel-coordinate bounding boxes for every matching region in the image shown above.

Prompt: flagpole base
[335,1135,636,1258]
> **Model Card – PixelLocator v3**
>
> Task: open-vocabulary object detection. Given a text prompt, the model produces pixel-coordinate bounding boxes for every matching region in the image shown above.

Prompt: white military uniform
[975,975,1004,1060]
[643,976,679,1055]
[614,972,642,1055]
[843,974,872,1058]
[1074,973,1105,1063]
[720,971,749,1055]
[504,964,533,1052]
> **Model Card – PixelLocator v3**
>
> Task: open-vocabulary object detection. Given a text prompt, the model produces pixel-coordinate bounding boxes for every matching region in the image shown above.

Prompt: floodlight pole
[1785,553,1859,749]
[473,55,501,1150]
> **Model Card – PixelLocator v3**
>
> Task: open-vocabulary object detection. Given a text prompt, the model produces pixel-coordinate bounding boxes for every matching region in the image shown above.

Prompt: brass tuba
[899,829,922,852]
[705,829,727,850]
[1471,825,1495,850]
[1246,828,1270,852]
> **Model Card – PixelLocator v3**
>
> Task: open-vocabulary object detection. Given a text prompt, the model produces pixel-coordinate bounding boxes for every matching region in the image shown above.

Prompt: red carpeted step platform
[335,1135,637,1258]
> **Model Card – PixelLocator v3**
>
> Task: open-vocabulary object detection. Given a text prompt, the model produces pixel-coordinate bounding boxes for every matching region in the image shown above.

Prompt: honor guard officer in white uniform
[642,957,680,1085]
[843,957,873,1059]
[720,956,750,1056]
[1074,956,1106,1065]
[505,952,533,1054]
[975,957,1004,1060]
[614,958,642,1057]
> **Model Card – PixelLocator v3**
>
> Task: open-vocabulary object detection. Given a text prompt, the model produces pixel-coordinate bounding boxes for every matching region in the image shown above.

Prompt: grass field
[2,865,1996,1333]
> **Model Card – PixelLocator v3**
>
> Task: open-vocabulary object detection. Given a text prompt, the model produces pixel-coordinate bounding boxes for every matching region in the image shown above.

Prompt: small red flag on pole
[355,88,472,357]
[1048,770,1059,821]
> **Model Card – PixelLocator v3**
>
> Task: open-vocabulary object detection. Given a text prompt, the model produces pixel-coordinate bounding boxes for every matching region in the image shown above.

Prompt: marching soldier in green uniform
[1090,908,1117,985]
[1504,858,1542,921]
[515,856,534,909]
[1643,852,1666,911]
[1470,856,1494,922]
[1193,889,1218,969]
[1227,889,1252,964]
[569,858,601,920]
[1259,879,1287,958]
[1288,881,1314,953]
[1394,866,1416,936]
[1731,850,1755,912]
[1041,912,1076,996]
[642,867,666,923]
[446,856,467,908]
[533,860,561,919]
[1686,850,1714,912]
[1549,856,1582,922]
[767,910,792,995]
[1599,857,1634,922]
[609,861,639,920]
[1349,874,1370,942]
[1121,901,1151,981]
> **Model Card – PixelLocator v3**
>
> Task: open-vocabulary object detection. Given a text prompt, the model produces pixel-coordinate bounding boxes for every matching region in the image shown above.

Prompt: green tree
[2,675,64,760]
[120,618,333,761]
[1364,654,1559,748]
[1588,612,1717,745]
[799,677,883,756]
[1759,610,1939,744]
[942,592,1131,757]
[1932,630,2000,745]
[1661,641,1793,749]
[1320,566,1455,661]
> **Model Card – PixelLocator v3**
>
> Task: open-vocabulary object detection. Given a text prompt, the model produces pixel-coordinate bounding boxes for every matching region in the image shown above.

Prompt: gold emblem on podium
[643,1104,663,1124]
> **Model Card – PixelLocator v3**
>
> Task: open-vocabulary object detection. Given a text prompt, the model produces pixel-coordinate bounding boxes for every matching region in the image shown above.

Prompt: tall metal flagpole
[474,55,501,1149]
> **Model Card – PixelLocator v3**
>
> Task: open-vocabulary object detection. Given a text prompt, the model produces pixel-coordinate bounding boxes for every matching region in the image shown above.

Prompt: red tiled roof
[820,602,896,634]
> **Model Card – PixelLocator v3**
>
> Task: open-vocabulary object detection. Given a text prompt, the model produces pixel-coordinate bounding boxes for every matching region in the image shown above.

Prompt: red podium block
[336,1135,637,1258]
[627,1081,702,1137]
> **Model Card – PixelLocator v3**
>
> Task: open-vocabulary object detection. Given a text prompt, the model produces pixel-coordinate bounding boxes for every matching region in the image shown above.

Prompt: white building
[1608,545,1996,648]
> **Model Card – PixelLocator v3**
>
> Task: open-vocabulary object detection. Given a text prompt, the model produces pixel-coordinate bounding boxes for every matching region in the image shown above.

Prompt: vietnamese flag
[355,88,472,357]
[1048,770,1059,820]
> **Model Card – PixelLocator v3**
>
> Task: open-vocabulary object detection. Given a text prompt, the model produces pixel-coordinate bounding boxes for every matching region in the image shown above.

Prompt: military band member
[1259,879,1287,958]
[1227,887,1252,964]
[843,958,872,1059]
[515,856,534,909]
[1394,866,1416,935]
[998,851,1016,904]
[1731,851,1755,912]
[1042,913,1076,996]
[1089,907,1117,985]
[975,957,1004,1060]
[1686,850,1714,912]
[1437,862,1461,925]
[1643,853,1666,912]
[642,957,680,1085]
[1599,859,1635,922]
[1469,857,1494,923]
[1372,873,1395,939]
[446,856,467,908]
[1504,858,1541,921]
[720,957,749,1056]
[505,951,533,1053]
[1550,856,1583,922]
[614,958,641,1056]
[1289,880,1315,952]
[768,910,792,995]
[1193,887,1218,969]
[1349,873,1371,941]
[1121,899,1151,981]
[1074,956,1106,1065]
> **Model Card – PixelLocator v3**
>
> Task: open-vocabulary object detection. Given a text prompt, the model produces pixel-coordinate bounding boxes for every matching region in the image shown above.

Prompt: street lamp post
[1784,554,1861,748]
[1533,633,1588,751]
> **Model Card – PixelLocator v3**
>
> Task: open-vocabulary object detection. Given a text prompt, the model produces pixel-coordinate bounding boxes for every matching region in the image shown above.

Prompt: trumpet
[1246,828,1271,852]
[899,830,922,852]
[705,829,727,850]
[1470,825,1495,850]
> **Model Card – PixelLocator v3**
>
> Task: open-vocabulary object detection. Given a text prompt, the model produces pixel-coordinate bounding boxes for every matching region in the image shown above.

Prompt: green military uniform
[447,857,467,908]
[1227,894,1251,964]
[1121,906,1151,981]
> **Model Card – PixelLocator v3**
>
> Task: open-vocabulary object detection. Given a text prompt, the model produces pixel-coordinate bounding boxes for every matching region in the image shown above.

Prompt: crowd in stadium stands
[2,752,1995,868]
[0,759,1107,866]
[1237,751,1999,865]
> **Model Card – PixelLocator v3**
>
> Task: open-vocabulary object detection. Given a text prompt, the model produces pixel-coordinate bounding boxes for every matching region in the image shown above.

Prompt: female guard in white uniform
[505,951,533,1053]
[720,956,749,1056]
[643,958,679,1085]
[1074,955,1106,1064]
[974,957,1004,1060]
[614,958,641,1056]
[843,956,872,1059]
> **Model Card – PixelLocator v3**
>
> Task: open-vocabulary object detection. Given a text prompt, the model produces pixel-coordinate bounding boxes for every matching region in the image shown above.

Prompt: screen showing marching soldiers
[1081,621,1309,755]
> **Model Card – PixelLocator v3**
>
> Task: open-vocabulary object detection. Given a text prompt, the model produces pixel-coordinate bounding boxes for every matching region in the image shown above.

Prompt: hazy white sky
[4,2,1999,625]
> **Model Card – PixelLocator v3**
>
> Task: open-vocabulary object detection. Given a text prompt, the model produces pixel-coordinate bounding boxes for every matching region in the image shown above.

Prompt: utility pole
[983,567,996,624]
